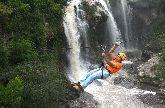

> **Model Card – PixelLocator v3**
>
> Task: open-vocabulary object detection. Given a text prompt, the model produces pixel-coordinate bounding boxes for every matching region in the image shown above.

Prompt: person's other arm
[102,44,119,67]
[109,43,119,54]
[102,53,116,67]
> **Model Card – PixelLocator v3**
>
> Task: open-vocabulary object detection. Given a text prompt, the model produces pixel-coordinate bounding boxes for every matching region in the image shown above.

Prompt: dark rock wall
[110,0,165,49]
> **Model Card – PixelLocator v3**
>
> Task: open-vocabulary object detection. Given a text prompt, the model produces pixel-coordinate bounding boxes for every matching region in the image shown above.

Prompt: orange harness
[104,60,122,74]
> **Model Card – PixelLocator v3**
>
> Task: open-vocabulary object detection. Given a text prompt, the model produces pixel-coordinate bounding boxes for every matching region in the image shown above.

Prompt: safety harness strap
[101,67,104,79]
[100,66,111,79]
[99,62,104,79]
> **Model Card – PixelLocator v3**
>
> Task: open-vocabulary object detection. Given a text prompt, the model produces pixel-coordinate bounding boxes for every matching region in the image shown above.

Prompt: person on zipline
[72,43,127,92]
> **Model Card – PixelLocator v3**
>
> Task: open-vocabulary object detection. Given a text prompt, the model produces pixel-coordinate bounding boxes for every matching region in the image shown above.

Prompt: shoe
[72,82,84,93]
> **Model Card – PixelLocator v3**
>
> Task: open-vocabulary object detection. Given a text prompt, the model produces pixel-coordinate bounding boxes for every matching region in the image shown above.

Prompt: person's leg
[72,68,100,92]
[79,68,100,83]
[80,68,110,88]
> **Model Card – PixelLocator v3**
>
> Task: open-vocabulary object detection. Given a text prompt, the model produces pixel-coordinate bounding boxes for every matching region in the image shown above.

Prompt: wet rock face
[133,45,165,105]
[130,2,157,42]
[82,1,108,31]
[135,53,165,104]
[137,54,160,77]
[110,0,165,49]
[129,0,165,49]
[69,92,99,108]
[81,1,109,60]
[128,0,165,101]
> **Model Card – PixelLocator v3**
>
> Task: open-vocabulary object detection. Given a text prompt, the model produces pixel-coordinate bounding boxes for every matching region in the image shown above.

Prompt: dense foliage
[0,0,77,108]
[146,21,165,96]
[148,22,165,52]
[0,77,23,108]
[151,22,165,89]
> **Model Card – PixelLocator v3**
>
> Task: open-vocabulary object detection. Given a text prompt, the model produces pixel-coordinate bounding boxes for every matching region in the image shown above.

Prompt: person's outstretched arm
[102,53,116,67]
[102,44,119,67]
[109,43,119,54]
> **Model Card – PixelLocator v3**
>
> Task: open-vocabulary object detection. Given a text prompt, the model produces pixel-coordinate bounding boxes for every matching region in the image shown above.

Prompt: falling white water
[121,0,129,44]
[76,4,90,61]
[98,0,121,43]
[121,0,132,48]
[63,0,86,82]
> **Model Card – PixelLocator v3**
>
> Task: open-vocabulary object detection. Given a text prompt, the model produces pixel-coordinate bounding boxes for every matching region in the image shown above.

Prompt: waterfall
[120,0,142,56]
[76,4,90,61]
[120,0,132,49]
[63,0,88,82]
[98,0,122,43]
[64,0,155,108]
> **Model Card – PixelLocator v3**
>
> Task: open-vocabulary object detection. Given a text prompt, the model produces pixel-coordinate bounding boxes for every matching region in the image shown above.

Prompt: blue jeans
[80,67,110,88]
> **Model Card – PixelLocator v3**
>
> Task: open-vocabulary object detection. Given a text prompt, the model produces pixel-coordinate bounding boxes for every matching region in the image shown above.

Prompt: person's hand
[101,52,106,57]
[114,42,121,47]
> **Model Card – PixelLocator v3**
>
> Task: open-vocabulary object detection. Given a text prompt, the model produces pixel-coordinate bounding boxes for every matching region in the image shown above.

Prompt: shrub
[0,77,23,108]
[0,38,8,68]
[148,22,165,52]
[14,58,78,108]
[9,39,38,64]
[154,50,165,85]
[0,0,77,107]
[149,22,165,89]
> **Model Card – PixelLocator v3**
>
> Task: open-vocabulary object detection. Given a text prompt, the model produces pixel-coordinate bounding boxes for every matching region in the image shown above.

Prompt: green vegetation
[0,0,78,108]
[147,21,165,94]
[9,39,38,64]
[148,22,165,52]
[0,77,23,108]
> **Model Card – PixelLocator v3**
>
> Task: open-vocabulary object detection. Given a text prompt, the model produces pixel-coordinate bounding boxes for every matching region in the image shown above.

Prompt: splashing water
[85,77,155,108]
